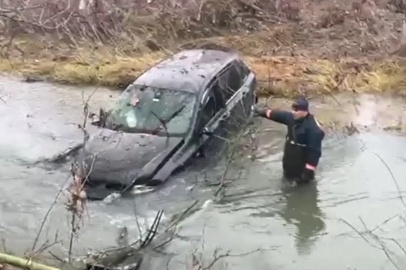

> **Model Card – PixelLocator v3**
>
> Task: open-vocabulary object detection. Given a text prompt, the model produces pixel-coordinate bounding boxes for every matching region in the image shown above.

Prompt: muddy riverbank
[3,40,406,99]
[1,77,406,270]
[2,0,406,98]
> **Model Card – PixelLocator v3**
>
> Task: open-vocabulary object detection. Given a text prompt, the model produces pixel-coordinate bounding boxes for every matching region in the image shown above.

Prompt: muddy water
[1,77,406,269]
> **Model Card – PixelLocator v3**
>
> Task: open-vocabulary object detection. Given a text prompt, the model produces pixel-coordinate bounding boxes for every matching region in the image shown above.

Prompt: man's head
[291,96,309,120]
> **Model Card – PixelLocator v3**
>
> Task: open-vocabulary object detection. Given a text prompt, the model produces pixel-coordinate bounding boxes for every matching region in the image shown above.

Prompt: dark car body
[73,49,258,200]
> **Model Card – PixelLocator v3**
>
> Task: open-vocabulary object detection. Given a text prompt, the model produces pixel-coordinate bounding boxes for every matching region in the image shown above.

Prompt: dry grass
[2,35,406,98]
[0,0,405,98]
[245,56,406,97]
[0,37,167,89]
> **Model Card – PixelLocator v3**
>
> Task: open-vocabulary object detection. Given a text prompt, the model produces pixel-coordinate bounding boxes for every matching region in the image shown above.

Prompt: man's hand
[298,166,315,184]
[254,105,271,118]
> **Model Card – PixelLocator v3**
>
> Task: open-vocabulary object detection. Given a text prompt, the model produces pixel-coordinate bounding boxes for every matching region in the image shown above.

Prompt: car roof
[133,49,237,94]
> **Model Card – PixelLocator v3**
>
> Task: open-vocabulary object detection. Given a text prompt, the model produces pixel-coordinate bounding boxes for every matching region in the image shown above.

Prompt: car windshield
[104,85,197,136]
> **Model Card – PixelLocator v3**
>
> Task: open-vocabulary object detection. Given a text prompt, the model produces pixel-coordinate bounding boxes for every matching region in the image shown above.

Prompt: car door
[212,60,256,131]
[195,83,228,153]
[234,59,257,119]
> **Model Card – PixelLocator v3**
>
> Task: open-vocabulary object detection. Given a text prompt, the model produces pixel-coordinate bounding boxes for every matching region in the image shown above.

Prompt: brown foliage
[388,0,406,14]
[0,0,402,59]
[0,0,406,98]
[0,0,303,46]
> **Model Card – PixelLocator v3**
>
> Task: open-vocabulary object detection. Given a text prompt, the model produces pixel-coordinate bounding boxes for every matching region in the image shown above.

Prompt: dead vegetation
[0,0,406,97]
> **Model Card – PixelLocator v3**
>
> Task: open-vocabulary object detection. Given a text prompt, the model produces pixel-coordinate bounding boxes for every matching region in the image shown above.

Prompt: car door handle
[220,112,229,121]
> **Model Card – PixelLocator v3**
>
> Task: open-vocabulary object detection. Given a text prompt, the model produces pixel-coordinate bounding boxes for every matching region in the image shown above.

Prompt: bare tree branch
[371,151,406,208]
[31,175,71,252]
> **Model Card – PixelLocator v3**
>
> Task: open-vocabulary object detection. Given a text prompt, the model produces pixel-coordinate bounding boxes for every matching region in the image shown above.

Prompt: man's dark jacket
[268,110,325,180]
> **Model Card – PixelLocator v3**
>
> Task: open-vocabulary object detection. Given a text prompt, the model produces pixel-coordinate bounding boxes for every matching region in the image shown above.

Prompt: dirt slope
[0,0,406,97]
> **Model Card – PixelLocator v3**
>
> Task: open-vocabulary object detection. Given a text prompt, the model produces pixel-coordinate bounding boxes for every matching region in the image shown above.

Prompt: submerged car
[73,49,258,200]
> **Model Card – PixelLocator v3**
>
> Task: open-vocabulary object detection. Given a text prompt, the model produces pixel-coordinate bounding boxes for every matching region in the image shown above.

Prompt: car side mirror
[90,108,109,128]
[201,127,214,136]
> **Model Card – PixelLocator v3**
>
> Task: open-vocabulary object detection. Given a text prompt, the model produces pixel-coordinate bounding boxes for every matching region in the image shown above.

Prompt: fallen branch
[340,217,402,270]
[214,117,256,197]
[371,151,406,208]
[186,245,274,270]
[31,175,70,252]
[0,252,60,270]
[64,88,98,262]
[165,200,199,232]
[37,143,84,165]
[202,247,266,270]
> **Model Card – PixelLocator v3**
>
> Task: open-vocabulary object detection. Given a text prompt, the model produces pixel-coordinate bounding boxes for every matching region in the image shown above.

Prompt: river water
[1,77,406,270]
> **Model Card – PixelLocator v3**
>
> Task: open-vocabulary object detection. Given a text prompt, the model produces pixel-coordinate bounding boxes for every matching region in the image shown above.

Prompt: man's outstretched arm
[255,106,293,125]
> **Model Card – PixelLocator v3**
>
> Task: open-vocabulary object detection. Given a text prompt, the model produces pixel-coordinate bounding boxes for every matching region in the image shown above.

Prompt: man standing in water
[254,95,325,184]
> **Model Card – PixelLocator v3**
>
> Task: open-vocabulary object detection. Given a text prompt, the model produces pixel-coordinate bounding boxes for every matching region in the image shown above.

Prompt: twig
[140,210,164,249]
[152,232,178,251]
[340,217,402,270]
[67,213,76,263]
[31,175,71,252]
[132,200,144,247]
[380,246,401,270]
[165,200,199,232]
[370,214,400,233]
[339,218,382,250]
[33,240,62,257]
[65,88,98,262]
[214,119,254,197]
[47,251,64,263]
[187,247,268,270]
[371,151,406,208]
[165,256,173,270]
[79,88,98,144]
[391,238,406,255]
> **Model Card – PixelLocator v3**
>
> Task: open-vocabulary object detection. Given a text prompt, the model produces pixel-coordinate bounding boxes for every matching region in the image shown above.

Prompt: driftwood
[85,247,143,270]
[42,143,84,164]
[0,253,60,270]
[85,210,164,270]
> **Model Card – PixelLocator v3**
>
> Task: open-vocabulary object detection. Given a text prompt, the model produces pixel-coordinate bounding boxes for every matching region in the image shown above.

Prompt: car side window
[236,59,251,80]
[210,79,226,111]
[199,95,216,129]
[217,61,247,101]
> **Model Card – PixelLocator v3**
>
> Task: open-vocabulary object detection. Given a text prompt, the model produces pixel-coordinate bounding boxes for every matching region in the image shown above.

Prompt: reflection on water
[278,181,325,256]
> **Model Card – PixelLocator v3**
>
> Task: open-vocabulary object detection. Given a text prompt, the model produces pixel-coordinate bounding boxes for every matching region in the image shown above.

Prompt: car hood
[77,128,183,187]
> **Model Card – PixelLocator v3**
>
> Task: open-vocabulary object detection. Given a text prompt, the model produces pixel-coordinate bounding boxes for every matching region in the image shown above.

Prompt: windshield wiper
[150,104,186,137]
